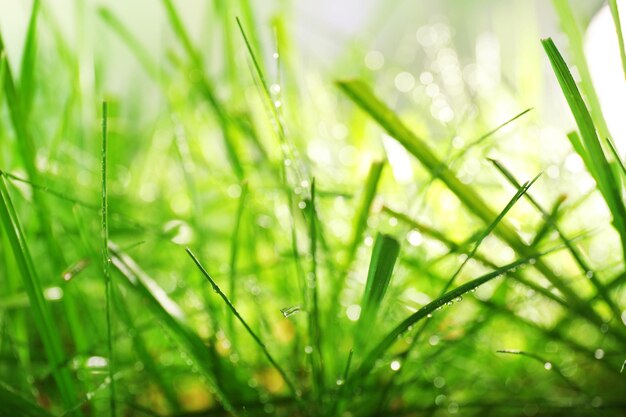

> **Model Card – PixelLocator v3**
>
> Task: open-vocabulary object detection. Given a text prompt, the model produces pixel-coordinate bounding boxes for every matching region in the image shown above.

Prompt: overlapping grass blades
[542,38,626,267]
[0,178,80,415]
[335,79,604,330]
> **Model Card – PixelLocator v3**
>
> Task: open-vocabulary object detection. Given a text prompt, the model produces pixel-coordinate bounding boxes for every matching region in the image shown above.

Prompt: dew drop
[594,348,605,360]
[304,346,313,354]
[280,305,302,318]
[544,362,552,370]
[390,360,401,371]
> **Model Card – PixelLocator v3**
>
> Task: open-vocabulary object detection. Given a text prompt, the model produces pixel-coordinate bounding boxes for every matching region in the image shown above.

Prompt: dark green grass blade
[0,178,80,415]
[0,382,53,417]
[355,233,400,346]
[336,79,599,326]
[608,0,626,80]
[542,38,626,262]
[186,248,301,400]
[100,102,116,417]
[19,0,40,118]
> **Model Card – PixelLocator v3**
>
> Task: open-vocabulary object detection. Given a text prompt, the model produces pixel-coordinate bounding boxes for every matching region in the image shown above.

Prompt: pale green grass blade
[160,0,244,180]
[100,101,116,417]
[608,0,626,80]
[97,8,159,80]
[0,178,81,415]
[19,0,40,118]
[551,0,612,142]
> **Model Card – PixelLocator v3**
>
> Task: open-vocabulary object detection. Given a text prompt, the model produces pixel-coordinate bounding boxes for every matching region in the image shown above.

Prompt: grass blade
[551,0,612,142]
[109,244,239,415]
[19,0,40,118]
[0,177,81,415]
[336,78,599,326]
[0,382,53,417]
[542,38,626,263]
[186,248,301,400]
[353,253,544,381]
[100,101,116,417]
[355,233,400,347]
[608,0,626,80]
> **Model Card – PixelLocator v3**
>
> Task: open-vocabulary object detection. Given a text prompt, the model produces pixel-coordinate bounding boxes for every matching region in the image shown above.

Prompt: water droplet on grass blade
[280,305,302,318]
[390,360,401,371]
[594,348,604,359]
[544,362,552,370]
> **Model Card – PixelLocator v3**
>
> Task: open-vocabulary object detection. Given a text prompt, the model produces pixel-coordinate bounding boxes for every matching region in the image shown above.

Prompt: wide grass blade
[355,233,400,346]
[0,178,81,415]
[542,38,626,263]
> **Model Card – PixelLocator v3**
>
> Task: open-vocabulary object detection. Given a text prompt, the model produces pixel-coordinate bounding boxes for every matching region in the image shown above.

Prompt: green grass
[1,1,626,416]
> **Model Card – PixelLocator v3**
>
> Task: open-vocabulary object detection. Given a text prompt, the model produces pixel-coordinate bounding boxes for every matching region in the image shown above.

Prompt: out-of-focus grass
[1,1,625,416]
